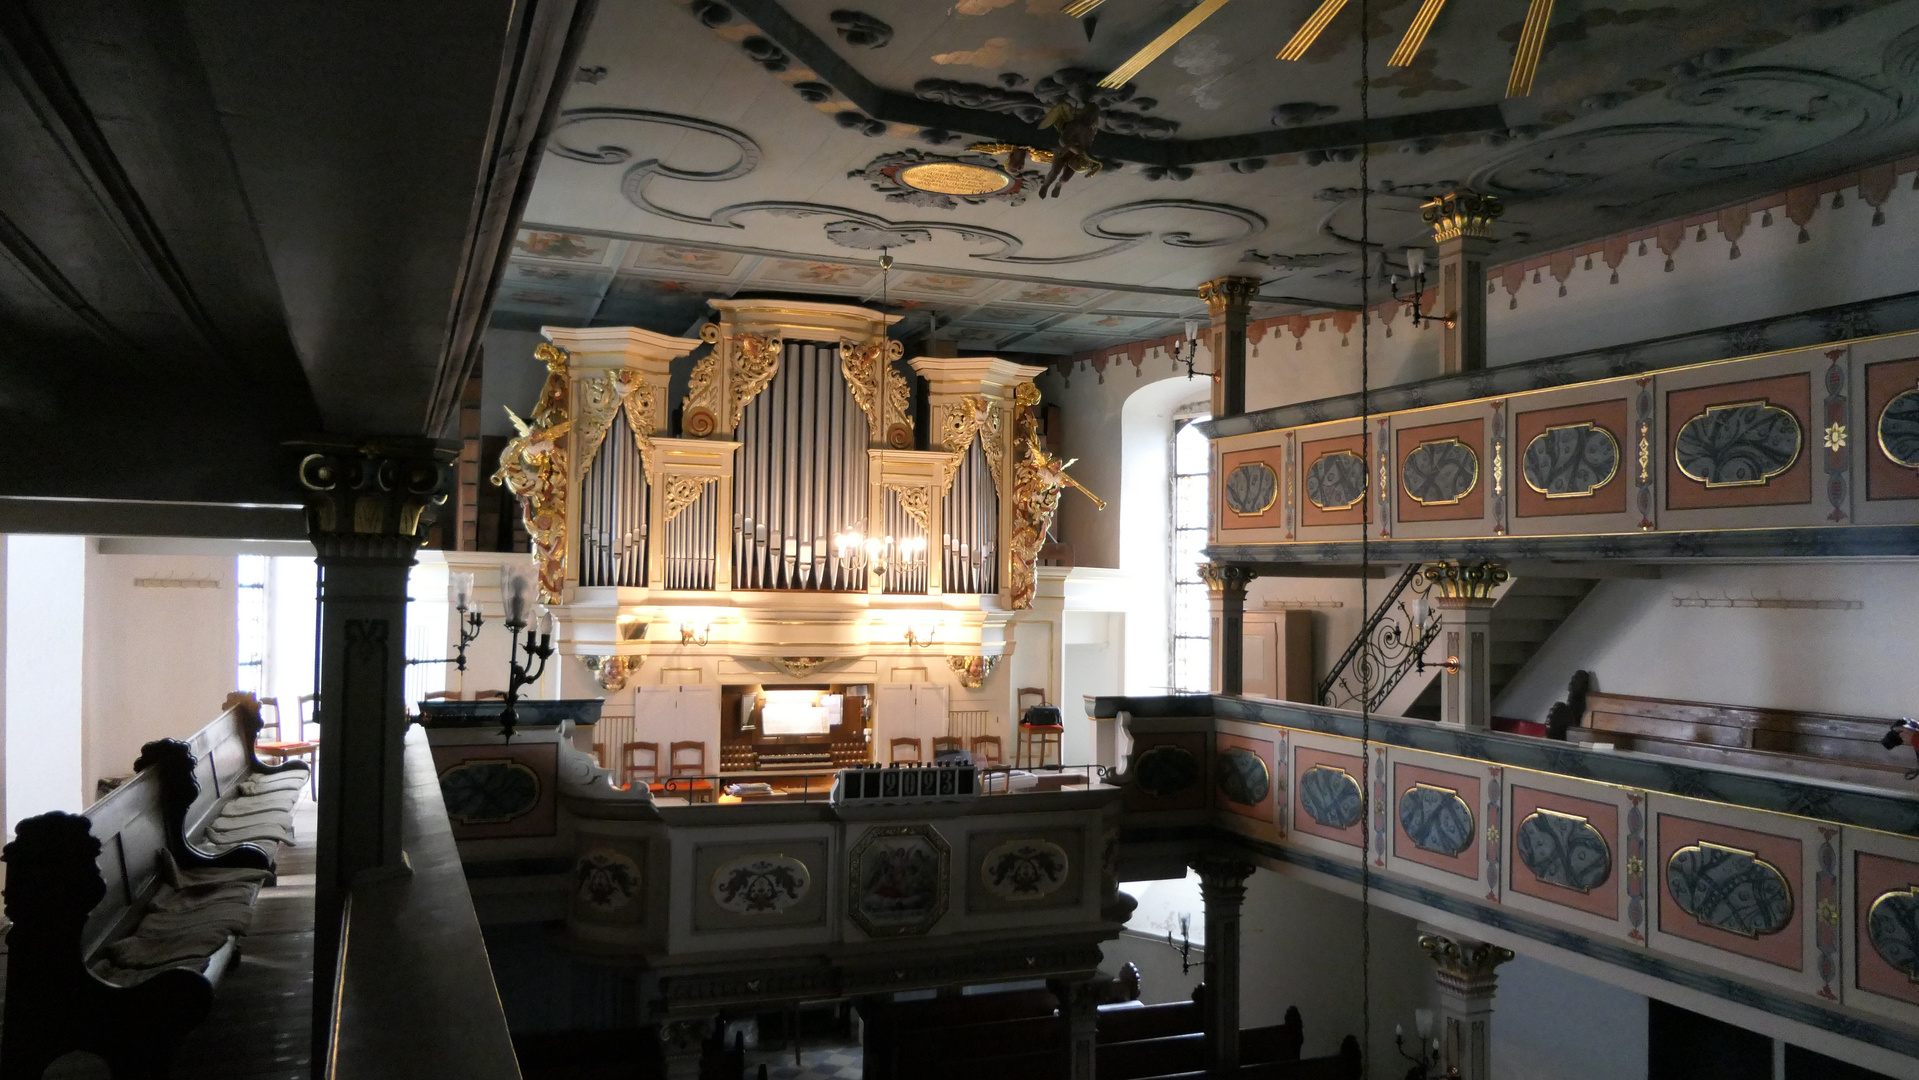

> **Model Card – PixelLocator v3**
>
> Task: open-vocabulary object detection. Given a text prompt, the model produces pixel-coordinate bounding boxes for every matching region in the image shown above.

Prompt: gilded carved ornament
[1421,560,1508,601]
[575,368,657,476]
[1008,393,1105,610]
[1421,190,1505,243]
[1197,276,1261,315]
[578,654,643,691]
[662,475,718,523]
[728,332,782,429]
[886,484,935,531]
[937,393,1004,494]
[840,336,912,447]
[493,342,572,602]
[1197,563,1257,593]
[771,657,831,678]
[1417,933,1515,986]
[947,654,1000,689]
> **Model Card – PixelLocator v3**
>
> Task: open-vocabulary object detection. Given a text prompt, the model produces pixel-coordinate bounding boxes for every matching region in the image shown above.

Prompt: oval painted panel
[1224,463,1279,516]
[1878,388,1919,468]
[1397,783,1476,856]
[1298,765,1363,829]
[1217,748,1270,806]
[980,838,1071,901]
[1514,808,1613,893]
[1522,423,1621,498]
[1674,401,1802,488]
[1666,841,1793,937]
[711,854,812,915]
[1402,438,1479,506]
[438,759,540,825]
[1305,450,1367,510]
[1868,887,1919,978]
[575,848,642,911]
[1133,744,1200,799]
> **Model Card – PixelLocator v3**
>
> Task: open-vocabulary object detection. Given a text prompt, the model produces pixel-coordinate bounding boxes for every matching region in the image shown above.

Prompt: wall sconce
[408,570,484,671]
[680,622,711,647]
[497,563,553,740]
[1173,318,1215,382]
[904,626,937,649]
[1391,247,1456,330]
[1444,654,1461,675]
[1395,1010,1451,1079]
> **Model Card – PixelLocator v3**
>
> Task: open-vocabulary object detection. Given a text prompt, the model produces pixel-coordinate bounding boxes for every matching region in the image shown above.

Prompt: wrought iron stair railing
[1315,563,1442,712]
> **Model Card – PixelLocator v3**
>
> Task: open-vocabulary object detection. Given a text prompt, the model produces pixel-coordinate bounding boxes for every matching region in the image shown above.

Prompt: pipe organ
[505,301,1092,774]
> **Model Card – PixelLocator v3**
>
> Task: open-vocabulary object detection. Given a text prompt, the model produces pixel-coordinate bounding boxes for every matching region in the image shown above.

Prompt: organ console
[492,299,1103,787]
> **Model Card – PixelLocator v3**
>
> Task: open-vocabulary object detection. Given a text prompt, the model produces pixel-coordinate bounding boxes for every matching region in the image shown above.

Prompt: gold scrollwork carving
[938,393,1003,494]
[887,484,934,531]
[579,654,643,691]
[663,475,718,523]
[1422,560,1508,600]
[576,368,656,477]
[727,333,782,430]
[494,342,573,602]
[772,657,830,678]
[1420,190,1505,243]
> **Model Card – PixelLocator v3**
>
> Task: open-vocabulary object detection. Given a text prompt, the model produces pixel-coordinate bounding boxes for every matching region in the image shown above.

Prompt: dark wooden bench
[1097,1000,1199,1043]
[0,698,308,1079]
[1573,691,1911,791]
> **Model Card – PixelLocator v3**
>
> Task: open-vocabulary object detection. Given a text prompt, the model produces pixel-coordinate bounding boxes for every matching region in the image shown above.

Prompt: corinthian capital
[1198,563,1257,594]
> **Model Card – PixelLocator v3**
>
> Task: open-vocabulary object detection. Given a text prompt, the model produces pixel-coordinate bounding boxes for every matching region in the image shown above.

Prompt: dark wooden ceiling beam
[0,1,234,374]
[424,0,603,438]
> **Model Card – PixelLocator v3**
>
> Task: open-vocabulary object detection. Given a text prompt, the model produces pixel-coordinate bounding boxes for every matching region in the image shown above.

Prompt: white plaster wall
[1239,871,1432,1080]
[1493,954,1647,1080]
[1061,611,1121,764]
[7,536,86,829]
[1100,931,1204,1006]
[80,549,238,794]
[1496,562,1919,724]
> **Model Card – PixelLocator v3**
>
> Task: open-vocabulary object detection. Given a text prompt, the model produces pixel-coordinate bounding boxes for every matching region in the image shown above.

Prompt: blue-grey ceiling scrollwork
[548,108,1265,265]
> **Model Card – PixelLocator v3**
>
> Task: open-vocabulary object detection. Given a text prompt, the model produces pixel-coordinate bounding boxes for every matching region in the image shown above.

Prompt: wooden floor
[171,795,318,1080]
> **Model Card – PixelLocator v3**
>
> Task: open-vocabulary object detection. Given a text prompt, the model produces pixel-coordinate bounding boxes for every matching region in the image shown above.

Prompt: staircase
[1399,573,1600,721]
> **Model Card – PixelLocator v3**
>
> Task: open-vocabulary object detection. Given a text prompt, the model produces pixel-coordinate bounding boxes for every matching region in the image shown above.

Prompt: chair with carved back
[621,742,659,789]
[970,735,1003,766]
[890,737,923,764]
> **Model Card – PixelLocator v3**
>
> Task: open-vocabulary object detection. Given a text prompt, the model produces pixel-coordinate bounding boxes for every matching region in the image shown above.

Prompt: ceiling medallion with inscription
[851,149,1040,211]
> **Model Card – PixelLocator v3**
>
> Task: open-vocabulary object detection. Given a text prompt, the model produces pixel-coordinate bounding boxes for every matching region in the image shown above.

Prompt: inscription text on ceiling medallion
[851,149,1036,210]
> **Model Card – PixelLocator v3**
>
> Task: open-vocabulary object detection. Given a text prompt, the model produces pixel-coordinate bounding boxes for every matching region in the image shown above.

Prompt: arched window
[1170,410,1212,693]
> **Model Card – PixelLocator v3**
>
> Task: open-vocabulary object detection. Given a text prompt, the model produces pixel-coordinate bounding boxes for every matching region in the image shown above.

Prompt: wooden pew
[1097,1000,1200,1043]
[0,700,302,1079]
[1574,691,1910,791]
[1096,1008,1306,1080]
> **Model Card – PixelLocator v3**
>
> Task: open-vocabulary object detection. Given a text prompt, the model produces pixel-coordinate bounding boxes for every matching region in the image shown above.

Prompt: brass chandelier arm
[1389,0,1447,68]
[1277,0,1349,62]
[1062,0,1108,15]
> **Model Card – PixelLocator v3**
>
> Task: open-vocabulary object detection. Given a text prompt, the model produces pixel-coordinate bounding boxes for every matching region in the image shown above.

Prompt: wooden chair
[297,692,321,740]
[621,741,659,788]
[668,741,710,803]
[890,737,922,764]
[252,696,317,794]
[933,736,962,758]
[970,735,1003,766]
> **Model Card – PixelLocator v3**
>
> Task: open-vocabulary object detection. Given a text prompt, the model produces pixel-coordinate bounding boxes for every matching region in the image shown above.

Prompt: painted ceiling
[501,0,1919,354]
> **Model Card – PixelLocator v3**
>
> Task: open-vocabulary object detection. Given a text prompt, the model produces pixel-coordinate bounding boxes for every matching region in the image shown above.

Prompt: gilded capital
[1198,276,1261,316]
[1421,560,1507,602]
[1198,562,1257,594]
[1418,933,1515,987]
[1420,190,1504,243]
[295,438,456,559]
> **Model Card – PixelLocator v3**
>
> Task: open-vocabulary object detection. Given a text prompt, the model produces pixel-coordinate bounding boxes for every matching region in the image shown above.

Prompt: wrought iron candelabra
[498,614,553,741]
[1390,248,1454,330]
[1395,1012,1456,1080]
[408,570,485,671]
[1173,318,1215,382]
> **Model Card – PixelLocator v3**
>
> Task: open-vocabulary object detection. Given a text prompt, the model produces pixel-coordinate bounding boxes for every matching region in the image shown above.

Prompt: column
[1198,277,1260,418]
[1193,857,1255,1077]
[1200,564,1256,696]
[1420,191,1503,374]
[1423,561,1506,729]
[297,437,454,1061]
[1048,978,1100,1080]
[1418,931,1515,1080]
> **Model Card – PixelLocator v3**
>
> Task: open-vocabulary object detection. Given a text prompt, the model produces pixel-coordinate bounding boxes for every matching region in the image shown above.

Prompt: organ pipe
[664,481,716,590]
[579,423,648,587]
[940,439,997,595]
[733,342,869,591]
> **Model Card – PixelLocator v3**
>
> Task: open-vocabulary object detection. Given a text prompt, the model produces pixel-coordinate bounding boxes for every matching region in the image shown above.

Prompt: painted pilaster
[1048,977,1101,1080]
[1200,564,1256,696]
[296,437,454,1064]
[1194,857,1255,1076]
[1198,277,1260,419]
[1418,931,1515,1080]
[1423,561,1506,729]
[1421,191,1503,374]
